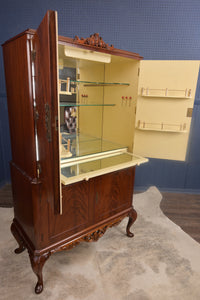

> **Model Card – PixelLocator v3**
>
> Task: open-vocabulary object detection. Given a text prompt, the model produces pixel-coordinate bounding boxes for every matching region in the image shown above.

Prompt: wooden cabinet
[2,10,144,294]
[2,10,199,294]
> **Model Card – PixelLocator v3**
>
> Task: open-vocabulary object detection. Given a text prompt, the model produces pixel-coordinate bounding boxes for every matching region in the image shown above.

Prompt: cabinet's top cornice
[2,29,36,46]
[2,29,143,60]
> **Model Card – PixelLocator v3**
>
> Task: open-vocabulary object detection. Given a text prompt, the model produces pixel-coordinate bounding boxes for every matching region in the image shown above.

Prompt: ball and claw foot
[126,208,137,238]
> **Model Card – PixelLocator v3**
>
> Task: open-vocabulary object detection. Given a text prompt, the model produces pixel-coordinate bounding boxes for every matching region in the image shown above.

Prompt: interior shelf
[136,121,187,133]
[60,102,116,107]
[59,78,130,95]
[141,87,192,99]
[70,80,130,87]
[59,91,76,95]
[61,152,147,185]
[60,134,127,163]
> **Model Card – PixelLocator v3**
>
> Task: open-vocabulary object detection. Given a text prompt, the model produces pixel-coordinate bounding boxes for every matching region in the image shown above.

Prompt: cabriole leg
[126,208,137,237]
[29,251,51,294]
[10,222,26,254]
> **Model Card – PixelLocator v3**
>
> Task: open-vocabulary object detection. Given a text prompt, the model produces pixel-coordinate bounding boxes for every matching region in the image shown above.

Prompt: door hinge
[138,67,140,76]
[31,50,36,62]
[36,161,42,178]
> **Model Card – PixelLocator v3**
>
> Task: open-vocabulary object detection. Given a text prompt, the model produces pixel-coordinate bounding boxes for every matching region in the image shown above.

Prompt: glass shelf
[59,91,76,95]
[60,134,127,163]
[70,80,130,86]
[59,102,115,107]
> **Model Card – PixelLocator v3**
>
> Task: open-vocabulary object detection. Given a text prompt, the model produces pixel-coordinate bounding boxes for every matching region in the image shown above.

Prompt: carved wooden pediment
[73,33,114,50]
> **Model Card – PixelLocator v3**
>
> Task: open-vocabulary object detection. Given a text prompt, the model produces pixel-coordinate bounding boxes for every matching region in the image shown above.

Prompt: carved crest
[73,33,114,50]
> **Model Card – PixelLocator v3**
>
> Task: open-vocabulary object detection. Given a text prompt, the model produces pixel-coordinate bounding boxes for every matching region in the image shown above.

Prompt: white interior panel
[134,60,200,161]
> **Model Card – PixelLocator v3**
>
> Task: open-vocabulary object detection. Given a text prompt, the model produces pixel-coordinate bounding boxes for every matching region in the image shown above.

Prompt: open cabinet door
[32,11,61,213]
[134,60,200,161]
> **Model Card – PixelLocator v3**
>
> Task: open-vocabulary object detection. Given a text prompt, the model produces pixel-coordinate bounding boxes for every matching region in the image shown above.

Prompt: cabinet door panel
[33,10,61,213]
[49,181,89,240]
[134,60,200,161]
[93,167,135,223]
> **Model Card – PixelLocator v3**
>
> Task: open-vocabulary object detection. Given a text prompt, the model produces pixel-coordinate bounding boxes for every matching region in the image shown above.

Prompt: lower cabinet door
[49,167,135,243]
[92,167,135,223]
[49,180,89,241]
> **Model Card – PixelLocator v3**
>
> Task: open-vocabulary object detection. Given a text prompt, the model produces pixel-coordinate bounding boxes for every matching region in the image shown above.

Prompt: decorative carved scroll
[52,240,81,254]
[83,226,108,242]
[52,216,124,255]
[73,33,114,50]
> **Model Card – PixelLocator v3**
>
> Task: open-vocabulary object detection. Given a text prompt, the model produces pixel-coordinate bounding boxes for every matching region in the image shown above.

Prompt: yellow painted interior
[58,43,143,184]
[103,58,139,153]
[78,60,104,139]
[58,44,140,157]
[134,60,200,161]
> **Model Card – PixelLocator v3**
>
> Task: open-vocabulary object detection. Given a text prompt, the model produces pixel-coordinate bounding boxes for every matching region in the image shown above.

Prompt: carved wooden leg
[126,208,137,237]
[10,222,26,254]
[29,251,51,294]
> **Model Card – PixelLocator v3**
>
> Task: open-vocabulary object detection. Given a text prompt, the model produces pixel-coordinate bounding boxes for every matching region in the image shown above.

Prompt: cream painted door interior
[134,60,200,161]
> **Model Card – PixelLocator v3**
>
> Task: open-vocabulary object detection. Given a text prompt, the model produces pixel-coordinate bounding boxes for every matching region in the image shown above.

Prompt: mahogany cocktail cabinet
[2,10,199,294]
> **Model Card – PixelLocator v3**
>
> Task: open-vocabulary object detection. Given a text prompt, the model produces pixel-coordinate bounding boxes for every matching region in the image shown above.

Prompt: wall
[0,0,200,191]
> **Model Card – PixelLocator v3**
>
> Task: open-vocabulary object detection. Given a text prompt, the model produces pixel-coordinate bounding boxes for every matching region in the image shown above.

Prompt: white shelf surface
[61,151,148,185]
